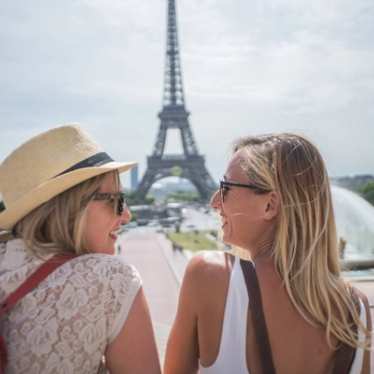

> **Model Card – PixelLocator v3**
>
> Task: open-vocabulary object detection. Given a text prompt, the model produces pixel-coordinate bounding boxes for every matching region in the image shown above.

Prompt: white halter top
[199,255,249,373]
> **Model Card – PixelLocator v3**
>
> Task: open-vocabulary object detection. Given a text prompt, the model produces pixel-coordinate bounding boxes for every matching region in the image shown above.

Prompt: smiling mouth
[110,229,120,240]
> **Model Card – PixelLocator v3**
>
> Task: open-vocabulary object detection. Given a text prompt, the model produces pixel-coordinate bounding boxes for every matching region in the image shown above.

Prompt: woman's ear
[264,192,279,220]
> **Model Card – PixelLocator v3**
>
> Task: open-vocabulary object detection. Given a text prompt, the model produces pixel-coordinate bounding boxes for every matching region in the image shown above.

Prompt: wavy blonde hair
[13,171,119,257]
[233,133,369,350]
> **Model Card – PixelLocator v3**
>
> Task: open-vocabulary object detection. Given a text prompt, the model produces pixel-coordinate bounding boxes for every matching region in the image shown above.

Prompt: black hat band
[56,152,114,177]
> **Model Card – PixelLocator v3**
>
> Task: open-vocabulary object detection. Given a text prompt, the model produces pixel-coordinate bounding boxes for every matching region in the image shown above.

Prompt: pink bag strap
[0,254,75,316]
[0,253,75,373]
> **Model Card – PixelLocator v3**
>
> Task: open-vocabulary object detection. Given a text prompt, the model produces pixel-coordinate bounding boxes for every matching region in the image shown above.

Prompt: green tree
[359,182,374,206]
[167,190,199,203]
[170,166,183,177]
[124,191,155,206]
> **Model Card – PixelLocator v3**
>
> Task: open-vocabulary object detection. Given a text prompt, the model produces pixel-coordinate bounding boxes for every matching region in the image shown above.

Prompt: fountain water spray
[332,185,374,260]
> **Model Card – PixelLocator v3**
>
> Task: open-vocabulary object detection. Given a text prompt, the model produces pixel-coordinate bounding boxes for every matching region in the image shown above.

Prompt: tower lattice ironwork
[136,0,216,201]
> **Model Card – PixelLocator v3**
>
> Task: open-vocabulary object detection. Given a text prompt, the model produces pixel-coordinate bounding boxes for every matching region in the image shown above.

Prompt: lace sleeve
[101,256,142,343]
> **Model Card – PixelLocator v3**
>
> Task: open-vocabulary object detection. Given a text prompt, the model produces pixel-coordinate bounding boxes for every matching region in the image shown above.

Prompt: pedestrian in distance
[164,133,371,374]
[0,125,161,374]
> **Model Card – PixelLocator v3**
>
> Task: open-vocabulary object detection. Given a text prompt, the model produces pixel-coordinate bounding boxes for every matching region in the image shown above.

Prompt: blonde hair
[233,133,369,350]
[14,171,119,257]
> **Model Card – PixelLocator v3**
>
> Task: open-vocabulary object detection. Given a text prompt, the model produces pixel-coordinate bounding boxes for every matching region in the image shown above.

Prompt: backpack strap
[332,287,361,374]
[240,259,276,374]
[0,253,75,373]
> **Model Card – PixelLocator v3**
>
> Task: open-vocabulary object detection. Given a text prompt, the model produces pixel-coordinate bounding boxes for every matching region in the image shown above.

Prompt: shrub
[359,182,374,206]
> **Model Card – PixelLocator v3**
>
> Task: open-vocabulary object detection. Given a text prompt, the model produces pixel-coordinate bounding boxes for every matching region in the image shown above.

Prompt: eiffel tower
[136,0,216,201]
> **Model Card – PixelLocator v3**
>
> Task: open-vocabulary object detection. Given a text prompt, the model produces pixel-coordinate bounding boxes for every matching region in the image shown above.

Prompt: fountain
[331,186,374,277]
[332,186,374,260]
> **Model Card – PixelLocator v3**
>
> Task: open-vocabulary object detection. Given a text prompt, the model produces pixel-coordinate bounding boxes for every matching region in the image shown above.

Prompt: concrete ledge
[341,259,374,271]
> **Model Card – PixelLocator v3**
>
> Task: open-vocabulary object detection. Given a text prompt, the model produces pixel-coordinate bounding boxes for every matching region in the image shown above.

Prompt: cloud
[0,0,373,185]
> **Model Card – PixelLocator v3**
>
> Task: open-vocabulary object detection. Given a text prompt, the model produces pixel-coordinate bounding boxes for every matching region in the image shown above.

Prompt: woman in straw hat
[0,125,160,373]
[164,134,371,374]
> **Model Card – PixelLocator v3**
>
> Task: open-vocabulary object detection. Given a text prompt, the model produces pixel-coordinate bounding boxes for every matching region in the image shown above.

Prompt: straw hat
[0,124,137,230]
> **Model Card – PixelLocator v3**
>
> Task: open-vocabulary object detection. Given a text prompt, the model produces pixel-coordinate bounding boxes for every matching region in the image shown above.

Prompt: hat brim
[0,161,137,230]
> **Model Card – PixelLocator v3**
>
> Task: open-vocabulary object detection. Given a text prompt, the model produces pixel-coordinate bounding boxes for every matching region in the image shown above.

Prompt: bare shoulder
[354,287,369,305]
[183,251,233,300]
[186,250,232,277]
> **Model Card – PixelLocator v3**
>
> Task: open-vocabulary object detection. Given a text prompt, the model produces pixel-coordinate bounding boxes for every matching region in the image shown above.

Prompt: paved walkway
[118,229,182,362]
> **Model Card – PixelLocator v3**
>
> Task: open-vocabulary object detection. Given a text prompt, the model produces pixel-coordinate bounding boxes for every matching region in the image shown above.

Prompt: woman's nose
[120,207,131,225]
[210,190,221,210]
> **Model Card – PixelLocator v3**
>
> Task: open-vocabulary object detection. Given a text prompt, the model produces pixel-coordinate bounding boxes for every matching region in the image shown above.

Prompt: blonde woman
[164,134,371,374]
[0,125,161,373]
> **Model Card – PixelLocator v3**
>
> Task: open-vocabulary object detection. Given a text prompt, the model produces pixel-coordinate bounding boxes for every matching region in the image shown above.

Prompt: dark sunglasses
[92,192,127,216]
[219,180,270,202]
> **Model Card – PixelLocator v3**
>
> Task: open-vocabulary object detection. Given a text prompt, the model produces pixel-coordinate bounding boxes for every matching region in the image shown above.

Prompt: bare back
[197,252,335,374]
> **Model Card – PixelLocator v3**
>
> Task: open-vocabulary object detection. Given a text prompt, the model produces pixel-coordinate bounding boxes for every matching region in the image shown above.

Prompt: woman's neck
[247,226,276,262]
[251,237,274,261]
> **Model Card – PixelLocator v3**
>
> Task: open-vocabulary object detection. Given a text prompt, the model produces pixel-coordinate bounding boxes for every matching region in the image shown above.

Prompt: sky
[1,0,373,188]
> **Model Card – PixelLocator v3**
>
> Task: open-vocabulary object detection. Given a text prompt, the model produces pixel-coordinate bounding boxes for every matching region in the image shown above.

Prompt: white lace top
[0,239,142,374]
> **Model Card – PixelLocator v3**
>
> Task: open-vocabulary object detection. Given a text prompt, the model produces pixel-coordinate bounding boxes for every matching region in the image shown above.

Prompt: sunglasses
[92,192,127,216]
[219,180,271,202]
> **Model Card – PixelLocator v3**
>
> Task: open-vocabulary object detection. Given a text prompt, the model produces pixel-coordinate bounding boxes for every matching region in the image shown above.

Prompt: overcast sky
[1,0,373,188]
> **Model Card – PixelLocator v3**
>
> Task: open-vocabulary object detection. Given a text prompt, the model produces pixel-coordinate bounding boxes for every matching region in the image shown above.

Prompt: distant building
[130,165,139,190]
[130,203,183,227]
